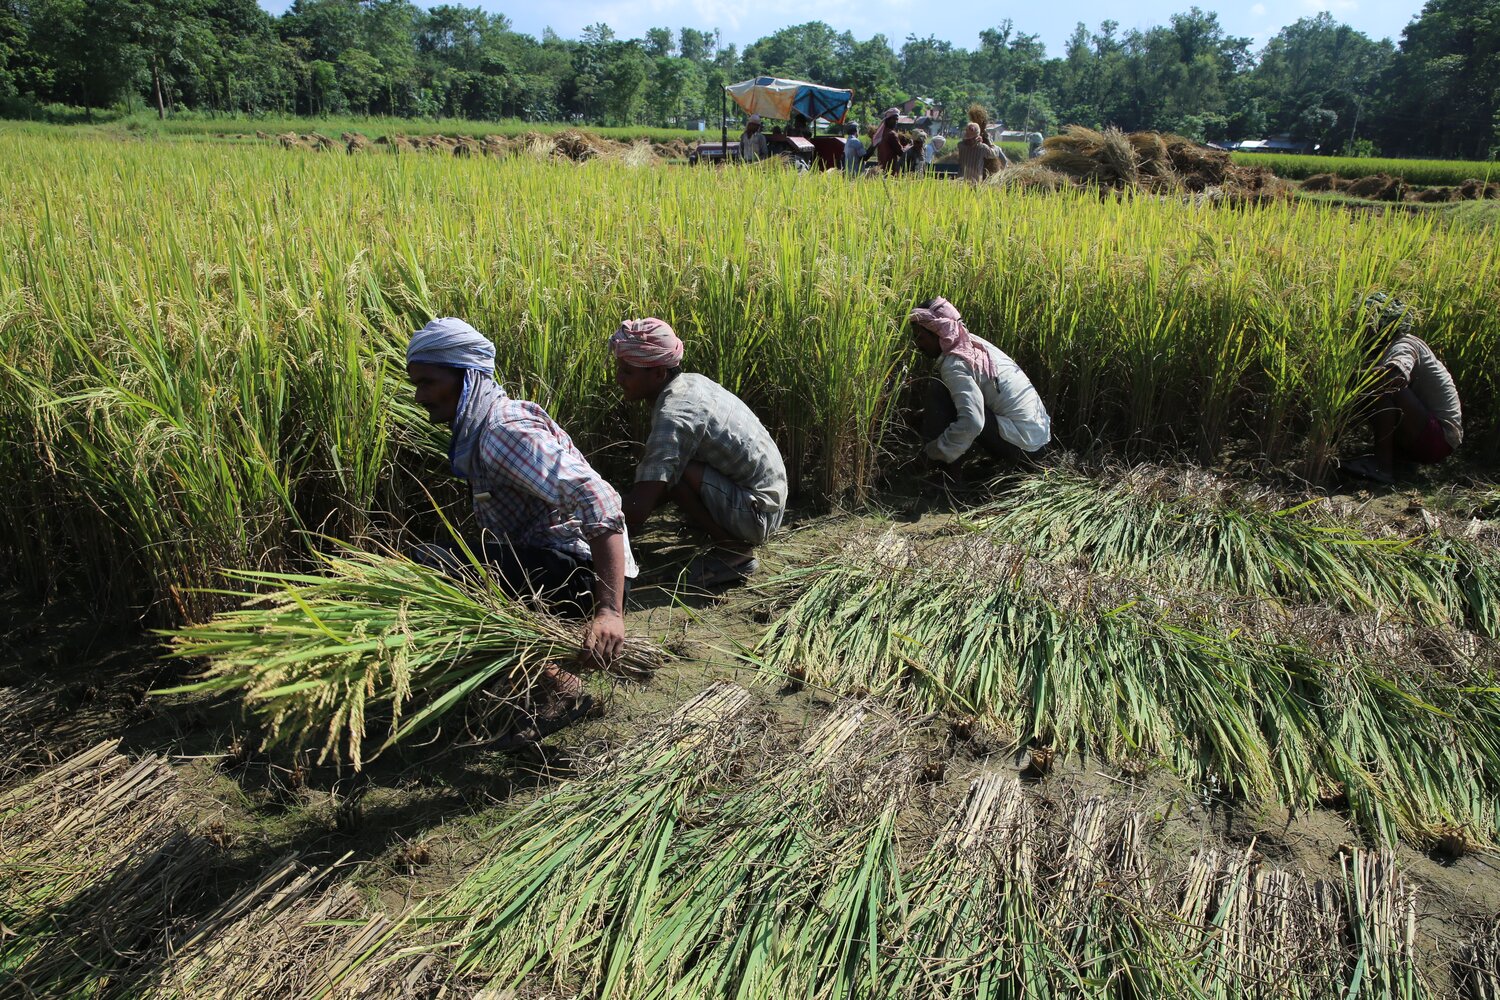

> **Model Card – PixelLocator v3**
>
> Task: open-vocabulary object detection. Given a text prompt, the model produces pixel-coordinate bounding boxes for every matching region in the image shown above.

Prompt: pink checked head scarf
[908,297,995,379]
[609,318,684,369]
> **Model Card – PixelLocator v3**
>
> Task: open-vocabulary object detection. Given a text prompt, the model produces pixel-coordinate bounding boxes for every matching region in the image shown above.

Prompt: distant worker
[1344,293,1462,486]
[866,107,910,174]
[740,114,768,162]
[908,298,1051,480]
[843,123,865,177]
[1028,131,1045,159]
[957,123,1004,183]
[611,319,788,587]
[788,113,812,138]
[904,129,928,175]
[925,134,947,172]
[405,317,633,736]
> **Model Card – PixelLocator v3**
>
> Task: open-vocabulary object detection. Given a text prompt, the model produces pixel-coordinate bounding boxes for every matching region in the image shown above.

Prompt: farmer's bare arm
[584,529,627,665]
[622,481,670,536]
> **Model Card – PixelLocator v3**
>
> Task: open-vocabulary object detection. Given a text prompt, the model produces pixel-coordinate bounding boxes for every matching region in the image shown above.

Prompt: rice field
[1,127,1497,620]
[1230,151,1500,186]
[2,127,1500,998]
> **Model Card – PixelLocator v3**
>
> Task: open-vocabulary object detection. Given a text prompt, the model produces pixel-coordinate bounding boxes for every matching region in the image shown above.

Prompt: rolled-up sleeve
[485,414,624,541]
[925,359,986,463]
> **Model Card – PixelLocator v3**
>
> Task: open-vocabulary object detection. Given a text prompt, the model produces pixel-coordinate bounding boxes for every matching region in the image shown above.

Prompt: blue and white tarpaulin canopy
[725,77,853,124]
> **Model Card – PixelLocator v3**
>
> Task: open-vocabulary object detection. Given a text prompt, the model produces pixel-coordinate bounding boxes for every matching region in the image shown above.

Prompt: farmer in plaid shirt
[406,318,635,733]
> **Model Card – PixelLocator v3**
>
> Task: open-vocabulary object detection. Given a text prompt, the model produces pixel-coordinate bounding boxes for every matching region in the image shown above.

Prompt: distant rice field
[1232,150,1500,186]
[0,128,1495,619]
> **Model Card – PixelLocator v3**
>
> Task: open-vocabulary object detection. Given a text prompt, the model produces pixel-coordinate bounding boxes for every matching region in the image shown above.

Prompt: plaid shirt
[469,395,635,574]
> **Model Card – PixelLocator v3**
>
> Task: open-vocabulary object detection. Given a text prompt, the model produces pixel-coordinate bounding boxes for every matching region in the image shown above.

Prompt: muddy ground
[3,463,1499,994]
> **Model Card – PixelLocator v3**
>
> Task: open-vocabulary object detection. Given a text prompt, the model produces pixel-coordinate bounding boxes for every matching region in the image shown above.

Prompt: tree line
[2,0,1496,159]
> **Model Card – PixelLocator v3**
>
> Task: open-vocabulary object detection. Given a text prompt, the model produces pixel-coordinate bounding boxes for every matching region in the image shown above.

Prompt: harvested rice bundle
[158,544,665,769]
[758,528,1500,845]
[441,683,757,995]
[973,467,1500,635]
[0,742,216,996]
[1039,125,1140,188]
[146,856,472,999]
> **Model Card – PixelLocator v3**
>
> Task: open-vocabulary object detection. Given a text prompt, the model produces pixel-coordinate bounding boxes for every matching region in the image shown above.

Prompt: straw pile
[1035,125,1287,198]
[341,131,372,154]
[145,857,476,999]
[0,741,216,995]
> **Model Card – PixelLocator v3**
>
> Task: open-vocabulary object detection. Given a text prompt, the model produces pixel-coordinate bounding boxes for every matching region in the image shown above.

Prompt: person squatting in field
[1344,293,1463,486]
[611,318,788,588]
[909,297,1051,482]
[405,317,635,734]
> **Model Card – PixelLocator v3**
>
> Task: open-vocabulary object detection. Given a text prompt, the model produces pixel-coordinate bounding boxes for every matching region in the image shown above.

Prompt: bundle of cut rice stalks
[145,855,473,999]
[0,741,216,996]
[974,467,1500,637]
[158,544,665,769]
[758,527,1500,846]
[441,688,924,1000]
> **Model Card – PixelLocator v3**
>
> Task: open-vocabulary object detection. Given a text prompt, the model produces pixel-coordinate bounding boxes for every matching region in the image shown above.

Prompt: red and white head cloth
[908,298,995,379]
[609,318,684,369]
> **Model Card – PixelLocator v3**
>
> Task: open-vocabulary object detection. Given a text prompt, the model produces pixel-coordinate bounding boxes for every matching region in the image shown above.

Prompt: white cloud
[1301,0,1359,12]
[1250,3,1266,15]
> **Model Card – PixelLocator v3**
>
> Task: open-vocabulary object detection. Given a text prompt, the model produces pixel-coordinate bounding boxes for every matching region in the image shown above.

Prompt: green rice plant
[972,467,1500,636]
[1339,849,1432,999]
[156,543,665,769]
[0,741,216,996]
[757,529,1500,845]
[2,130,1497,621]
[1231,151,1498,186]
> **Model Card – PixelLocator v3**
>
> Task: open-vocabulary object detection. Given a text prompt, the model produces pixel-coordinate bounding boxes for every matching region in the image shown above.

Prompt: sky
[258,0,1426,55]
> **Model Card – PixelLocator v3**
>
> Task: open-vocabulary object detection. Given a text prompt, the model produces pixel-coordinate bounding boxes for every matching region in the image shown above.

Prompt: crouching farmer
[1346,293,1462,485]
[611,319,787,588]
[406,317,634,736]
[909,297,1051,480]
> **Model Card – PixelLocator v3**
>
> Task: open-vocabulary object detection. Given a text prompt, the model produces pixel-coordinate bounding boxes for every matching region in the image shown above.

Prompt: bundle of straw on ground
[145,856,471,999]
[439,682,759,995]
[157,544,665,769]
[1458,917,1500,1000]
[973,467,1500,637]
[758,527,1500,845]
[0,741,217,996]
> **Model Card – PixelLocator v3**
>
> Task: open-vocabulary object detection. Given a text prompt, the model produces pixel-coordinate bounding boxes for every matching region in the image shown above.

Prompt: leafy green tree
[1377,0,1500,158]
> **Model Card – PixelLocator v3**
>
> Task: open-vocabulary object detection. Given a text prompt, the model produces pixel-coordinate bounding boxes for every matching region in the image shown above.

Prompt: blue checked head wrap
[406,317,496,374]
[407,318,502,480]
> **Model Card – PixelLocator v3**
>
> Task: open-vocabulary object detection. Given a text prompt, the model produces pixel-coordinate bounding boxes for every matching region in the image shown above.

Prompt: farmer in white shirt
[842,123,865,176]
[908,297,1051,476]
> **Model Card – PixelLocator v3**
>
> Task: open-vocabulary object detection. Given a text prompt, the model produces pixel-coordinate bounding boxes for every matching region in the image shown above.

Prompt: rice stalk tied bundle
[1340,848,1430,999]
[440,683,756,996]
[883,773,1058,997]
[1176,846,1344,998]
[0,741,216,996]
[156,542,666,769]
[634,702,919,1000]
[758,527,1500,845]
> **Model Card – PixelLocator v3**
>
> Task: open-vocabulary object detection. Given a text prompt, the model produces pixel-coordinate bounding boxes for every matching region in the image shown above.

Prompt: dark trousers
[921,378,1038,467]
[416,540,595,619]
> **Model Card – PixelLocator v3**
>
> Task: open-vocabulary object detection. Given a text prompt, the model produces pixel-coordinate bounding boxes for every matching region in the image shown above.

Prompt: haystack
[276,132,305,151]
[988,160,1070,191]
[552,129,607,161]
[1459,178,1499,200]
[480,135,511,157]
[1345,173,1405,202]
[1038,126,1140,189]
[342,131,372,154]
[1300,173,1348,193]
[1410,186,1458,204]
[453,135,481,157]
[254,130,270,141]
[306,132,337,152]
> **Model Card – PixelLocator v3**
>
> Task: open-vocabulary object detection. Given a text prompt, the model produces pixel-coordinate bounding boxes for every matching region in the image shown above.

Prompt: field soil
[4,466,1499,995]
